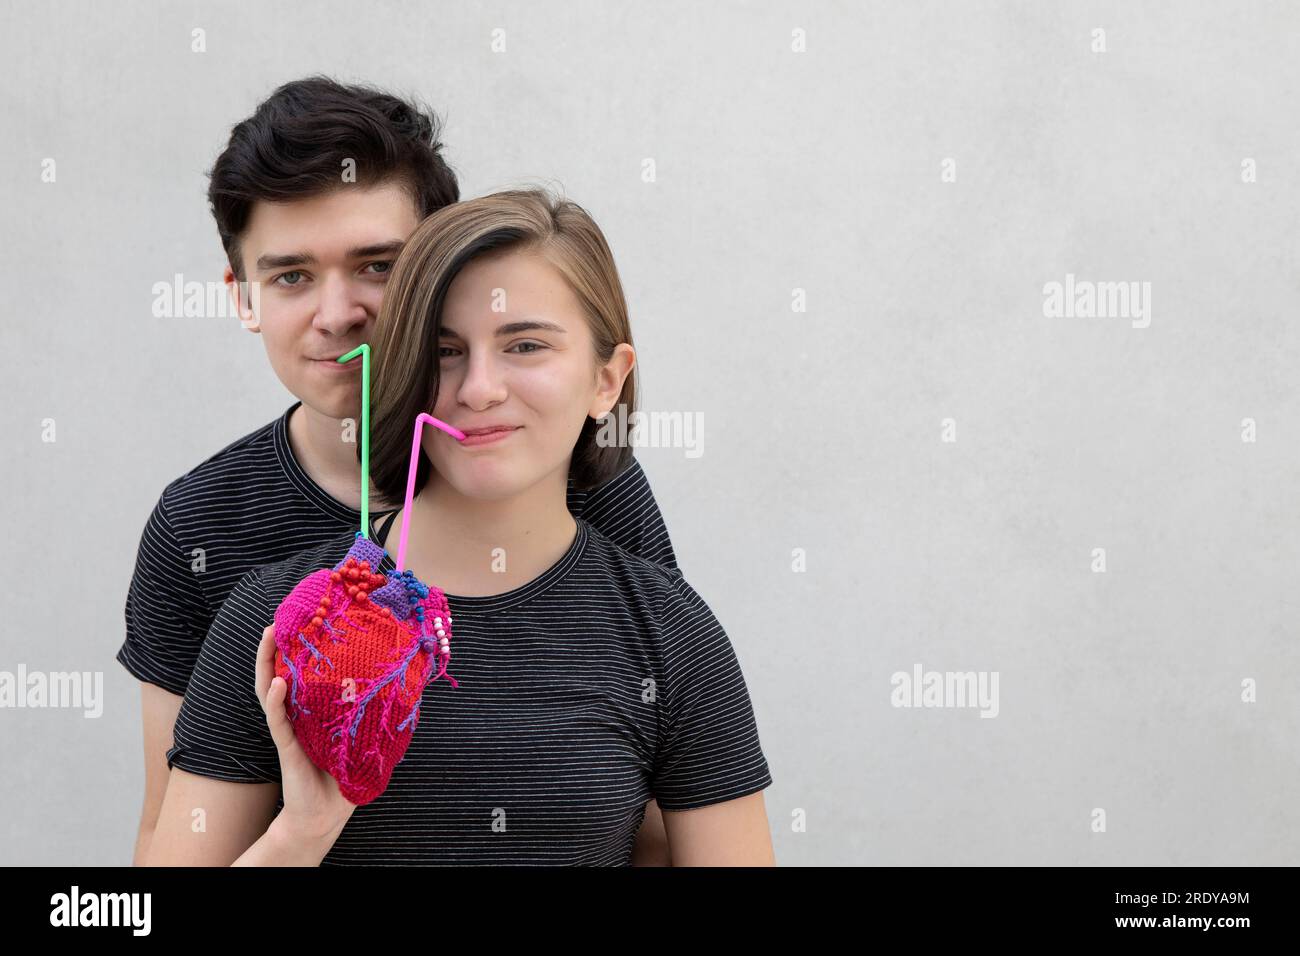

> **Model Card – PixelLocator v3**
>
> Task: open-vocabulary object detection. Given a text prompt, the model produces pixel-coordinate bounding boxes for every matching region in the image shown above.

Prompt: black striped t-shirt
[165,509,773,865]
[117,401,679,697]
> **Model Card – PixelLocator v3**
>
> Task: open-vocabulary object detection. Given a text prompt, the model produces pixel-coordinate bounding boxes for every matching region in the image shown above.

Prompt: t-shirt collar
[365,510,589,615]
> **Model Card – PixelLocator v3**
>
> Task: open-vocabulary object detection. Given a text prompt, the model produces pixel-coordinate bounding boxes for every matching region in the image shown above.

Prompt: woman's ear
[589,343,635,419]
[225,264,261,333]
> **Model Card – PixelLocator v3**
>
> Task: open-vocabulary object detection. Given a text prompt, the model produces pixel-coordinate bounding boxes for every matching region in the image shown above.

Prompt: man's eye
[274,271,305,286]
[364,261,392,276]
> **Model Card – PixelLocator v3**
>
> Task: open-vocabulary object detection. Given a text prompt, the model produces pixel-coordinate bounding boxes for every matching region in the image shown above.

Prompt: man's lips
[311,355,362,372]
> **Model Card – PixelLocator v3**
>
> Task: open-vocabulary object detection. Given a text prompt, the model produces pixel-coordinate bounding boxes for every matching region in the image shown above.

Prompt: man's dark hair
[208,75,460,279]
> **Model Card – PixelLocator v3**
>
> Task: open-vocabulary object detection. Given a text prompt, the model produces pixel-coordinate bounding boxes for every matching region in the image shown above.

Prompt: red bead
[311,616,322,627]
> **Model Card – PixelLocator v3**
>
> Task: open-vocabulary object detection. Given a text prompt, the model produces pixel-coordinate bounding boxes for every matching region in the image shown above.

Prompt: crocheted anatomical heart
[273,531,457,806]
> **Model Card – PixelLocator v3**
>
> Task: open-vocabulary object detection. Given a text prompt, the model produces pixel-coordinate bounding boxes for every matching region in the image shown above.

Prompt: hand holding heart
[255,623,357,840]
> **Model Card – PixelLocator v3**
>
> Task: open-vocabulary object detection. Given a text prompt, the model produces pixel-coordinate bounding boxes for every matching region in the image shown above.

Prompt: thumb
[263,673,304,757]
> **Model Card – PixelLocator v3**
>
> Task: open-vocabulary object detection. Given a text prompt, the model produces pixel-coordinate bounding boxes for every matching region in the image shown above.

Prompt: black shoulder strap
[377,509,400,544]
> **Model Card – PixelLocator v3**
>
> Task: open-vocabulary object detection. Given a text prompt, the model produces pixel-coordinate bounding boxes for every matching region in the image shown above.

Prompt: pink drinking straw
[397,413,465,571]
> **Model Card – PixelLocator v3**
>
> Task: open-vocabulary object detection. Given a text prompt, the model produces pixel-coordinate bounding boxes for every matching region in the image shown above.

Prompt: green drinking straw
[337,344,371,538]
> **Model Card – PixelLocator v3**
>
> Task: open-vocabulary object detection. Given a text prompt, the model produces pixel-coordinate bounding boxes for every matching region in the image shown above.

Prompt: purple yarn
[368,578,412,618]
[340,535,414,618]
[342,535,386,570]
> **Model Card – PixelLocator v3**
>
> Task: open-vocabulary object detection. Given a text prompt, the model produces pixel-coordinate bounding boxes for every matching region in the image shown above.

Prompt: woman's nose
[456,350,509,406]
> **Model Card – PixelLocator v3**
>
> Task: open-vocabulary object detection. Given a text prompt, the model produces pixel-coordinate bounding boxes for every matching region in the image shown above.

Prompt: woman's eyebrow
[440,320,568,338]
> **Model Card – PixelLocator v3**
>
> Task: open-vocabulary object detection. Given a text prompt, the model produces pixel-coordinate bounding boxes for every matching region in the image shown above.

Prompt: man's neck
[394,469,577,598]
[287,402,375,512]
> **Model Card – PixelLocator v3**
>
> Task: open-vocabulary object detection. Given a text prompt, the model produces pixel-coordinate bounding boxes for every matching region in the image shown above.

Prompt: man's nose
[313,272,368,335]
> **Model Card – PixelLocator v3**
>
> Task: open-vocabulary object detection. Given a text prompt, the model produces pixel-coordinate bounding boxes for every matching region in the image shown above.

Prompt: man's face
[228,181,421,419]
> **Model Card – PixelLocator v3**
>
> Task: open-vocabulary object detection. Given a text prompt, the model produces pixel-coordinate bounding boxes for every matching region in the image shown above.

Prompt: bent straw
[337,345,371,538]
[397,412,466,571]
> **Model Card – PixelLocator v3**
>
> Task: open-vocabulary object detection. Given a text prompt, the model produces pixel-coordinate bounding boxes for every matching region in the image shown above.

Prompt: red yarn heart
[273,533,456,805]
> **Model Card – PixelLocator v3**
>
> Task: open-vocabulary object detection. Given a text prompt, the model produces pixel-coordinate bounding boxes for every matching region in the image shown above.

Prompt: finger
[255,624,275,710]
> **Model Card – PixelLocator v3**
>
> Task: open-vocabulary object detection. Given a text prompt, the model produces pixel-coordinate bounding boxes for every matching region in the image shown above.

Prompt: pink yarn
[273,534,456,805]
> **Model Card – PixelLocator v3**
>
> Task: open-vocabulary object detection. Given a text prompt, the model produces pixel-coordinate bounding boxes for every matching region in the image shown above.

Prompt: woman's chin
[440,468,527,501]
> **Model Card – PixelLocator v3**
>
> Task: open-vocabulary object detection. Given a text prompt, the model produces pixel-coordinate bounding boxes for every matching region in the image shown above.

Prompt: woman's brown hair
[367,188,637,505]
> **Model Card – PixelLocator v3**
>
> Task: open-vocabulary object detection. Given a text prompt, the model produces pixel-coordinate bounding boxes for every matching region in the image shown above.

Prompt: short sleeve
[166,569,281,784]
[570,456,680,573]
[117,493,211,696]
[651,577,772,811]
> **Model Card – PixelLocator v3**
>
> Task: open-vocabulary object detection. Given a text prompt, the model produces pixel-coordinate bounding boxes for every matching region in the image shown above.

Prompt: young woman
[147,189,774,865]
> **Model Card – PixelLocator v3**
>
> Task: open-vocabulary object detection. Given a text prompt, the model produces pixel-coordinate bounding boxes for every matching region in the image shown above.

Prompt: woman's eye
[275,271,305,287]
[363,261,392,276]
[438,342,545,359]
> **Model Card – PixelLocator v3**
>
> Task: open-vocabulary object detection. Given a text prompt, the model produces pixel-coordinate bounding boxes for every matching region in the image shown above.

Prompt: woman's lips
[459,427,520,447]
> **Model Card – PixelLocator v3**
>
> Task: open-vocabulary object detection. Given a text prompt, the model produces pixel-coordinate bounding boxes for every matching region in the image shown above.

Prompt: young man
[118,76,678,865]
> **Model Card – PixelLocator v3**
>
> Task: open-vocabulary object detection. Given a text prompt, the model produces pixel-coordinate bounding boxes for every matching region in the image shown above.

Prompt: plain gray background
[2,0,1297,865]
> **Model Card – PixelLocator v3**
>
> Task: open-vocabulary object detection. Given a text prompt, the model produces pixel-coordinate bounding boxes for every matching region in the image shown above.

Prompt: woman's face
[423,247,630,501]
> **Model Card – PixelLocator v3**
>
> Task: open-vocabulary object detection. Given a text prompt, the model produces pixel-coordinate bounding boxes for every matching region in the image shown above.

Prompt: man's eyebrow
[254,240,406,273]
[255,251,314,272]
[348,240,406,259]
[440,320,569,338]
